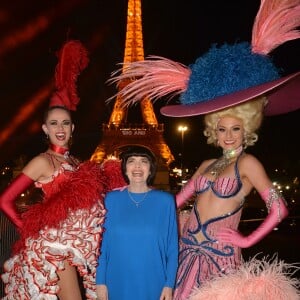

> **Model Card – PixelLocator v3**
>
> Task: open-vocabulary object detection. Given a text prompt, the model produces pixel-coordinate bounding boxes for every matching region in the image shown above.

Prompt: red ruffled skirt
[2,160,125,299]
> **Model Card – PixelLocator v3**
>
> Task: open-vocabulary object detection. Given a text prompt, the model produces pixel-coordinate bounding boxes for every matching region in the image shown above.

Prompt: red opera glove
[176,178,196,209]
[0,173,34,228]
[217,188,288,248]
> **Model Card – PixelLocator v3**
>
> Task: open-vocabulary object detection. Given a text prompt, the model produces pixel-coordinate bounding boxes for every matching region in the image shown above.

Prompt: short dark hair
[120,145,157,185]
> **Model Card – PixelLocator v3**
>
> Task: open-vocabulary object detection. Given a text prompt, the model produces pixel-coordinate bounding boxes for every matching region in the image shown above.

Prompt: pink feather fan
[107,56,191,107]
[108,0,300,108]
[188,256,300,300]
[252,0,300,55]
[50,40,89,111]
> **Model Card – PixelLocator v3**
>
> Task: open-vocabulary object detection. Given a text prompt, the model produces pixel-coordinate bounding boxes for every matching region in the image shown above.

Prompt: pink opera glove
[176,178,196,209]
[0,173,34,228]
[217,188,288,248]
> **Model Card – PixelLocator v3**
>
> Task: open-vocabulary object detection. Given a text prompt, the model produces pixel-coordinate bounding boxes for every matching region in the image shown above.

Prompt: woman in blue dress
[96,145,178,300]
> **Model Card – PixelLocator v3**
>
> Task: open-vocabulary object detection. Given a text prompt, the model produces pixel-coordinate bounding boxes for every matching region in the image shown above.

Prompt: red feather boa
[14,159,126,252]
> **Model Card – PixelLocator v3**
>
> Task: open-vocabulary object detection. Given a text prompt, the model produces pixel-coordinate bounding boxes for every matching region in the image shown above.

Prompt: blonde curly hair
[203,97,266,148]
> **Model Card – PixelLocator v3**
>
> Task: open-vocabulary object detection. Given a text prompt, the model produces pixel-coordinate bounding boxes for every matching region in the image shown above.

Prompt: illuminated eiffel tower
[91,0,174,189]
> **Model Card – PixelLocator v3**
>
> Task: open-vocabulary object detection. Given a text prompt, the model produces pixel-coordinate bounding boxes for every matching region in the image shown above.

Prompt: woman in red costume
[0,41,125,299]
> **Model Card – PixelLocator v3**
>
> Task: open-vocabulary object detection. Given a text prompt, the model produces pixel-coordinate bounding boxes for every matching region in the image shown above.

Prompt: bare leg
[57,262,82,300]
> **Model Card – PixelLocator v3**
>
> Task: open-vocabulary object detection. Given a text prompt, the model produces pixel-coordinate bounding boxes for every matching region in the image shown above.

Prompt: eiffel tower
[91,0,174,189]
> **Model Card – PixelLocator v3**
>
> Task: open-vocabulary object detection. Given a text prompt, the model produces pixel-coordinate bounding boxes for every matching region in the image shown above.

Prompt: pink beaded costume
[175,205,244,300]
[174,157,244,300]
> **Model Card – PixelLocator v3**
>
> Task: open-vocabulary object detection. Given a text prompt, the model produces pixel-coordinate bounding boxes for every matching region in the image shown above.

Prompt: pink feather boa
[188,256,300,300]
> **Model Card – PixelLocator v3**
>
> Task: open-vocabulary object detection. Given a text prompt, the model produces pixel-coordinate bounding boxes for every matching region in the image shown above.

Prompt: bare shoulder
[22,153,52,180]
[239,153,264,171]
[192,158,216,177]
[238,153,272,190]
[201,158,217,169]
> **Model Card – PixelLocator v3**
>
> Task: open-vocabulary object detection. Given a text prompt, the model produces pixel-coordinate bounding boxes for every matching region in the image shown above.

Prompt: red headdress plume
[49,40,89,111]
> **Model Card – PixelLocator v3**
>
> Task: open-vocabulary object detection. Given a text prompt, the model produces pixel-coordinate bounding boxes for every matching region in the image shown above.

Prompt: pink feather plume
[188,256,300,300]
[252,0,300,55]
[50,40,89,110]
[107,56,191,106]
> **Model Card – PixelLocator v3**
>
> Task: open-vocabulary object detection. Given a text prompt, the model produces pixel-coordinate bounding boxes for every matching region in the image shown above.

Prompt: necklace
[48,143,79,169]
[223,145,243,160]
[127,189,149,208]
[208,145,243,178]
[50,144,70,159]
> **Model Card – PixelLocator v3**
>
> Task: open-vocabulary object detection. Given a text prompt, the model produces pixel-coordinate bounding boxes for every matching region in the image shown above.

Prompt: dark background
[0,2,299,295]
[0,0,299,174]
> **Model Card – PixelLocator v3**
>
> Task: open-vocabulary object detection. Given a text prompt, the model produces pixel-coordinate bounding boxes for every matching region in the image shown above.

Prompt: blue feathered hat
[110,0,300,117]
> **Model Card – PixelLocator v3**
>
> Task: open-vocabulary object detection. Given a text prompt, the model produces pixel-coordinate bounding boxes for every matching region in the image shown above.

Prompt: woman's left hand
[217,228,250,248]
[160,287,173,300]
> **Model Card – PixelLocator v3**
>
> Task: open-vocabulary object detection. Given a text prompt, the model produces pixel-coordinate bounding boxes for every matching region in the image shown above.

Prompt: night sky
[0,0,299,176]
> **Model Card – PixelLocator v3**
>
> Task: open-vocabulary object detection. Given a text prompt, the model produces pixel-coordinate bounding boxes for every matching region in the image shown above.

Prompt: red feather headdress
[49,40,89,111]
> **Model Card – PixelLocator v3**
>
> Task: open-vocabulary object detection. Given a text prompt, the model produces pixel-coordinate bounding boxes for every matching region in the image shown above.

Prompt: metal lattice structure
[91,0,174,188]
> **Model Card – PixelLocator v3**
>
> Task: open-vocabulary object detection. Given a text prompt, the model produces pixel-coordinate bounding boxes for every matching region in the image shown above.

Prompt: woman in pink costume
[0,41,125,299]
[106,1,300,298]
[173,98,289,299]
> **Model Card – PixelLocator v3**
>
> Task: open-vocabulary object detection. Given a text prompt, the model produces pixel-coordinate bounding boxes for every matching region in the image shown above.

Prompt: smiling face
[125,156,151,186]
[216,116,244,151]
[42,107,74,148]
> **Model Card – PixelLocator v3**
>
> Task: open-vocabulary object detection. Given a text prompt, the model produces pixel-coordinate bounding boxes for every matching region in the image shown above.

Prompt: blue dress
[96,188,178,300]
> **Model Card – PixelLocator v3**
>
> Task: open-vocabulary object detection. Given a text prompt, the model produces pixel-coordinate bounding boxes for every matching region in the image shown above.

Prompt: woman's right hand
[96,284,108,300]
[0,173,34,228]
